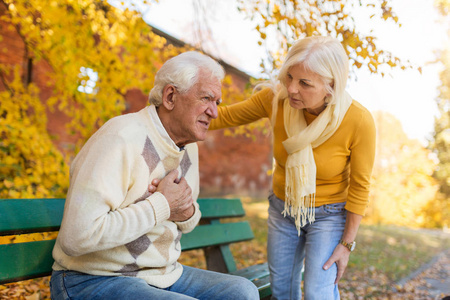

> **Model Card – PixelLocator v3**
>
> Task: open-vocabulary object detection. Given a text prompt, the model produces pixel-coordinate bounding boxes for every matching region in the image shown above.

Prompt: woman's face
[285,63,329,116]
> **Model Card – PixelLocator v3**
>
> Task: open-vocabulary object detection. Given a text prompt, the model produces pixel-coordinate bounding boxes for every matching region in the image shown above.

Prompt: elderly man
[50,52,259,300]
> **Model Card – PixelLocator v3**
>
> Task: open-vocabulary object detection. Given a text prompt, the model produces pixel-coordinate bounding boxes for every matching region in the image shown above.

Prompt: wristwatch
[339,239,356,252]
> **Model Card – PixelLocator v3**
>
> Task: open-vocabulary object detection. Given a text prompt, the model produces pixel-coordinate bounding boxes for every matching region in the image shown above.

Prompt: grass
[190,196,450,299]
[350,225,450,281]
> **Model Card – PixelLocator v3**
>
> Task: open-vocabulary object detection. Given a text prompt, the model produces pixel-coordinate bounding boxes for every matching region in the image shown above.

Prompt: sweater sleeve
[345,108,376,216]
[58,134,170,257]
[174,201,201,234]
[210,88,274,130]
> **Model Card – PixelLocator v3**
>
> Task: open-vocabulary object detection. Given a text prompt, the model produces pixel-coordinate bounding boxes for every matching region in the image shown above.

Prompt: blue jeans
[50,265,259,300]
[267,193,346,300]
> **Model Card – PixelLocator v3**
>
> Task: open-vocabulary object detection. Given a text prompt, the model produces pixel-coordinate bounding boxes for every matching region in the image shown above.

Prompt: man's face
[169,71,222,147]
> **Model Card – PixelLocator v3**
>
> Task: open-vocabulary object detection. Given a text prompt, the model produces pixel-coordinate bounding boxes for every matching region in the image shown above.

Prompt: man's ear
[161,84,177,111]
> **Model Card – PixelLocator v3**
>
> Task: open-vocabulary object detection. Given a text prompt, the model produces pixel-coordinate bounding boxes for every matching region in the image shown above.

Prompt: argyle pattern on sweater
[115,136,191,277]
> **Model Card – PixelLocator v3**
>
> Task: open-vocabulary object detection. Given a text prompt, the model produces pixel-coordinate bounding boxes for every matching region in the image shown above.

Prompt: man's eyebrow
[200,92,216,99]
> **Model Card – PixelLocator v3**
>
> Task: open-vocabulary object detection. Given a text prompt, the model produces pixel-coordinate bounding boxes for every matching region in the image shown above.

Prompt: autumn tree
[367,112,439,227]
[181,0,413,140]
[430,48,450,195]
[426,0,450,227]
[0,0,259,199]
[0,0,190,198]
[235,0,412,76]
[431,0,450,197]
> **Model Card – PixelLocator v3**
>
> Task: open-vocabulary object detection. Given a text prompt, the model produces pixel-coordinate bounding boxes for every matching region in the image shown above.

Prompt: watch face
[350,242,356,251]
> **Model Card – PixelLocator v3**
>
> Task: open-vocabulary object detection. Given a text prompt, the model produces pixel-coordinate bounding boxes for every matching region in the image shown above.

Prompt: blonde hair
[270,36,350,125]
[279,36,348,103]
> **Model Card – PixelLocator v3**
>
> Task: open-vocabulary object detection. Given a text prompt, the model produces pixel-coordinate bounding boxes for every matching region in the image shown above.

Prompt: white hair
[278,36,349,105]
[148,51,225,106]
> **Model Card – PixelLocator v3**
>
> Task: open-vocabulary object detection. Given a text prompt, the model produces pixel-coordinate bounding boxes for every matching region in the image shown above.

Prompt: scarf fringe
[283,165,316,235]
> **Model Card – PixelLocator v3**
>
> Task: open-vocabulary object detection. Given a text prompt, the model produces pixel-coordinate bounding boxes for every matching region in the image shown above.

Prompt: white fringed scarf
[281,92,352,234]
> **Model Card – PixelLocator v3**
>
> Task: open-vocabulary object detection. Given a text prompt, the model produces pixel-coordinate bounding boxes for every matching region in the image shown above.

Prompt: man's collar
[148,105,183,151]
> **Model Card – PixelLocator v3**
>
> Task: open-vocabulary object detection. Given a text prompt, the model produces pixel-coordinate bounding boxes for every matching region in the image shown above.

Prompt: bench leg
[204,245,237,273]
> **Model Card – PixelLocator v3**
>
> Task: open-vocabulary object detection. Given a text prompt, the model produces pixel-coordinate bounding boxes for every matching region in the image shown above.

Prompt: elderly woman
[210,36,376,299]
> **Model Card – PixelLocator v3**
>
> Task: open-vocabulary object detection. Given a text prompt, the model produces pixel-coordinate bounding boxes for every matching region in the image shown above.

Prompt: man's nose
[206,101,218,119]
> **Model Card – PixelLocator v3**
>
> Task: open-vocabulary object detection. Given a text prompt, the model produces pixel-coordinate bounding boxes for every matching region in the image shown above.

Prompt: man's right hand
[155,170,194,222]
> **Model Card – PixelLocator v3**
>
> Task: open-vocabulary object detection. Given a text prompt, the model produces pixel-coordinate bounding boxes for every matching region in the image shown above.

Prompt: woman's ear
[161,84,177,110]
[327,81,334,97]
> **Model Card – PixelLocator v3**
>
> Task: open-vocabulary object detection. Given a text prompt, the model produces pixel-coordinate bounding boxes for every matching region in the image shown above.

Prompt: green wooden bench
[0,198,271,299]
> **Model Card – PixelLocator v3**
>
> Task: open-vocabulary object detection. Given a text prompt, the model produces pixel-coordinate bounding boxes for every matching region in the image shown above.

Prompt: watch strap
[339,239,355,251]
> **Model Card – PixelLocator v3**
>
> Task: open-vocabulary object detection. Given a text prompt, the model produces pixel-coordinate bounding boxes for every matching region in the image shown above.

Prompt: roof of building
[150,25,252,81]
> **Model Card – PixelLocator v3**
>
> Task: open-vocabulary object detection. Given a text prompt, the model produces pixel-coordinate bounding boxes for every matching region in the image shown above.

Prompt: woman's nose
[287,82,298,94]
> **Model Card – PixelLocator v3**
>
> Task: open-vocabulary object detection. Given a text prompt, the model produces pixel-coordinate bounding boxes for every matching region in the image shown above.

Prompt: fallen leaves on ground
[0,277,50,300]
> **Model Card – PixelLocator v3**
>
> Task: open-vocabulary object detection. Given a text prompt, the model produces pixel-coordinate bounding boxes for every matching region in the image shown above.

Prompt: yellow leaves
[272,4,280,15]
[0,0,196,199]
[387,60,397,67]
[236,0,412,75]
[2,0,184,147]
[3,180,13,189]
[0,70,69,199]
[305,23,315,36]
[367,111,439,228]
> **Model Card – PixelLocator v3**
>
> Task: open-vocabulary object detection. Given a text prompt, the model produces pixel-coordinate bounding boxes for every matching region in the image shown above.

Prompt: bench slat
[0,198,65,235]
[196,198,245,218]
[231,263,271,299]
[231,262,270,281]
[181,222,254,251]
[0,240,56,284]
[0,222,254,284]
[252,275,271,299]
[0,198,242,236]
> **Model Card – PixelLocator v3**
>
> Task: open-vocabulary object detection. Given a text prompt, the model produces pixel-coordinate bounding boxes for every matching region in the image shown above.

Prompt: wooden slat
[231,262,270,281]
[181,222,254,251]
[253,276,272,299]
[0,240,56,284]
[0,198,242,235]
[231,263,271,299]
[197,198,245,218]
[0,198,65,235]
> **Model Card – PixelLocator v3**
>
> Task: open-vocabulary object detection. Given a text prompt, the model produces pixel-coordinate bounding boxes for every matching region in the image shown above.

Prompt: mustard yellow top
[210,88,376,216]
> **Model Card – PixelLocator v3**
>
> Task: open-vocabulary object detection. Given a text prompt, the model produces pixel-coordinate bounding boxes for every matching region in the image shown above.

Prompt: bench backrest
[0,198,253,285]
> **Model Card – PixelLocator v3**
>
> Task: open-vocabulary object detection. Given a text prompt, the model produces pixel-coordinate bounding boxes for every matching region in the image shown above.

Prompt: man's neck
[153,106,183,150]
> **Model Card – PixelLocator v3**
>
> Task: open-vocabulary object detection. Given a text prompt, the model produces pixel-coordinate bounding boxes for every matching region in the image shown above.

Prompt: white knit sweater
[52,106,201,288]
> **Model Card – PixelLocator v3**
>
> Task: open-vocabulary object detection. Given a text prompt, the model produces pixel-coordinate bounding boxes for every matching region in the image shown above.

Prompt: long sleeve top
[210,88,376,216]
[52,106,201,288]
